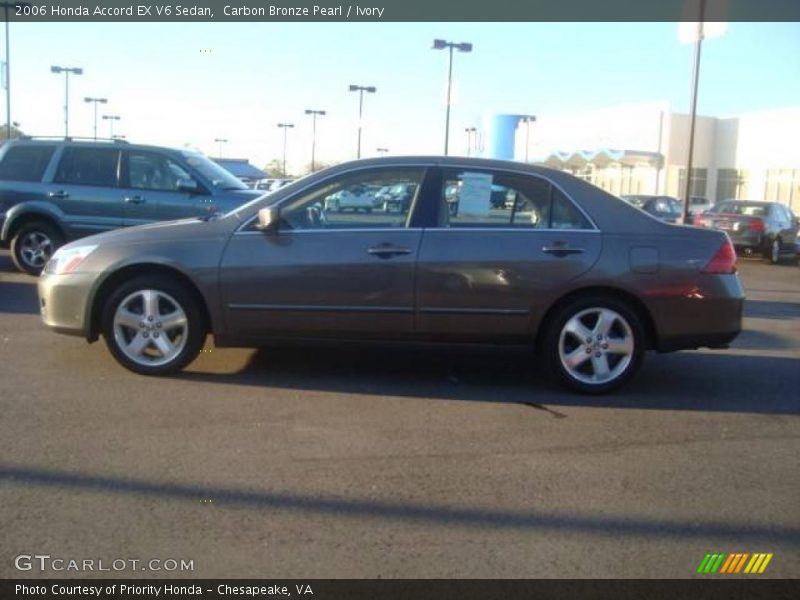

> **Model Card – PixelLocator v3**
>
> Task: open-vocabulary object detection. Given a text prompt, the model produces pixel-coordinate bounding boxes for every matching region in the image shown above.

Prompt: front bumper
[38,271,97,338]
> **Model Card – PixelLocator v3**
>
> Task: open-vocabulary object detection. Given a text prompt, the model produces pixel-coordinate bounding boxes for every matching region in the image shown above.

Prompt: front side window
[441,170,592,230]
[54,147,120,187]
[128,151,192,192]
[0,145,56,182]
[275,167,424,230]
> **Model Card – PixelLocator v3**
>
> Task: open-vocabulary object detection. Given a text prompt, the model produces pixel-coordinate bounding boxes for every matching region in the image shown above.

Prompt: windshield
[180,151,248,191]
[713,202,767,216]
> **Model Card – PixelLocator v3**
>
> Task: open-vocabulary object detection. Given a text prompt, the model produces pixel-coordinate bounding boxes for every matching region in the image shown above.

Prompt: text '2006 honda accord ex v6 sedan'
[37,156,744,393]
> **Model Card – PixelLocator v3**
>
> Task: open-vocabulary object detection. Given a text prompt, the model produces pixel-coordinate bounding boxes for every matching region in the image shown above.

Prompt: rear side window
[0,145,56,182]
[54,147,120,187]
[440,169,593,230]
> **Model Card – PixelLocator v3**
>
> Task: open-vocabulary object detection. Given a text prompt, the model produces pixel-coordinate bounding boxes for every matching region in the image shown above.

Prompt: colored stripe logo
[697,552,773,574]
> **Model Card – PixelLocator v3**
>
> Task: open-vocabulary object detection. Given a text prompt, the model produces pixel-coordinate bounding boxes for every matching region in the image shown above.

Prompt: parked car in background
[687,196,711,215]
[0,138,262,274]
[38,156,743,394]
[381,182,417,212]
[621,195,683,223]
[324,184,375,212]
[693,200,799,263]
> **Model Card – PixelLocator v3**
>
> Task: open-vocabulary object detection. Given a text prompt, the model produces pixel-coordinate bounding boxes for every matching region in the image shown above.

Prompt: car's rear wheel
[101,276,206,375]
[542,296,645,394]
[10,221,64,275]
[766,237,781,264]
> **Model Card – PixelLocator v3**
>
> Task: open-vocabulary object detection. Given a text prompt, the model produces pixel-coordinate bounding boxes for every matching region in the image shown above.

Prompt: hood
[62,216,234,250]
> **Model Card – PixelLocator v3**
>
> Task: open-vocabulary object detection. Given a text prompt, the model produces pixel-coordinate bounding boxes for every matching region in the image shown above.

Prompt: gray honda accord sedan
[38,157,744,393]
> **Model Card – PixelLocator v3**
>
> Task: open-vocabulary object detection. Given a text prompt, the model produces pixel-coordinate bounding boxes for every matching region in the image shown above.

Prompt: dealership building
[486,102,800,212]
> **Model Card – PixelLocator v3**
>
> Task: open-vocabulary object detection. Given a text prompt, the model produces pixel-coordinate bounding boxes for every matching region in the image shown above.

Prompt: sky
[9,21,800,172]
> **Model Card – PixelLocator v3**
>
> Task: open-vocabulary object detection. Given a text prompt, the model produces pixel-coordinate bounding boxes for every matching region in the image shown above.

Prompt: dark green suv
[0,138,262,274]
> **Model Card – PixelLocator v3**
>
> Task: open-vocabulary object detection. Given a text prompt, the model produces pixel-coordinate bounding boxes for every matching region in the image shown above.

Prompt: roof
[213,158,267,180]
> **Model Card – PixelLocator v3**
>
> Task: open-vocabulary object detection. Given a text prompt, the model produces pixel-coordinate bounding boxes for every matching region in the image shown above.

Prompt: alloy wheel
[19,231,54,268]
[558,307,634,385]
[113,289,189,367]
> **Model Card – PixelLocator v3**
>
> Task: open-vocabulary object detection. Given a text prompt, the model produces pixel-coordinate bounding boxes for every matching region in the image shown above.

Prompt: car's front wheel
[542,296,645,394]
[10,221,64,275]
[101,276,206,375]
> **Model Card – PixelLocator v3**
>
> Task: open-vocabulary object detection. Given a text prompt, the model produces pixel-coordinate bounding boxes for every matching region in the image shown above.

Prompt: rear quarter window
[0,145,56,182]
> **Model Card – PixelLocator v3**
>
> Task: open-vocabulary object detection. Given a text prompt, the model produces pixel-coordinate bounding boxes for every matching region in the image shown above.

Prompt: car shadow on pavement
[1,464,799,546]
[0,281,39,315]
[176,346,800,416]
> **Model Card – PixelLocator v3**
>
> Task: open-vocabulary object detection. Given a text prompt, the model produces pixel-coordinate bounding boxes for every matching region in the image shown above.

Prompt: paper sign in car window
[457,172,493,217]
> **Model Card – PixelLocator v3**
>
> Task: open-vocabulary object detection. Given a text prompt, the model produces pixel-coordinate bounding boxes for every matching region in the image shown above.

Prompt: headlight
[44,245,98,275]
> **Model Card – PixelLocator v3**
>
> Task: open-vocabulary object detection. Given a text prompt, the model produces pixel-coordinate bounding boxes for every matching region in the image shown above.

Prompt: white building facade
[518,102,800,212]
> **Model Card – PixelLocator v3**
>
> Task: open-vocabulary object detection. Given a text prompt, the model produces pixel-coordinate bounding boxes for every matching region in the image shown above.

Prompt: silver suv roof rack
[17,135,129,144]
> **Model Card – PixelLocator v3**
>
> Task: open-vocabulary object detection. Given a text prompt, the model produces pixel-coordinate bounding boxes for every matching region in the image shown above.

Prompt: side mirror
[177,178,199,194]
[256,206,280,232]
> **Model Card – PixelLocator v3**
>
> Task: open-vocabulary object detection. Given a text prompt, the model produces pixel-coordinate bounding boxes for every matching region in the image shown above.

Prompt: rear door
[415,167,601,342]
[119,149,215,226]
[49,146,124,236]
[219,166,431,339]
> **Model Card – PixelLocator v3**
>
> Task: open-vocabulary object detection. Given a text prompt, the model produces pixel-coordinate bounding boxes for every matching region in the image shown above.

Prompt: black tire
[101,275,206,376]
[541,295,646,394]
[764,237,781,264]
[10,221,64,276]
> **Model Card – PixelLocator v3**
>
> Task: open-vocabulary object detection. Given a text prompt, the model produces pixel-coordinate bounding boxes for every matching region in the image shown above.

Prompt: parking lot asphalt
[0,250,798,579]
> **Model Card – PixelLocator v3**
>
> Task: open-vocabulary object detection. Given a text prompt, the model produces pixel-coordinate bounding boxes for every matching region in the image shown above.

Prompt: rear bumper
[38,271,97,338]
[646,273,745,352]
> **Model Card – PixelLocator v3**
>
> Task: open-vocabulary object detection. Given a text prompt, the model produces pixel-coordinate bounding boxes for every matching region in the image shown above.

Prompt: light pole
[102,114,120,137]
[214,138,228,158]
[432,39,472,156]
[348,84,376,159]
[521,115,536,163]
[51,65,83,138]
[464,127,476,156]
[84,97,107,140]
[2,2,30,140]
[277,123,294,177]
[304,109,326,172]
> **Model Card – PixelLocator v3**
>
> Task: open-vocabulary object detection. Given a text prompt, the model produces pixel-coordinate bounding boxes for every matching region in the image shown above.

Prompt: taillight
[694,215,707,227]
[702,239,737,274]
[749,219,765,231]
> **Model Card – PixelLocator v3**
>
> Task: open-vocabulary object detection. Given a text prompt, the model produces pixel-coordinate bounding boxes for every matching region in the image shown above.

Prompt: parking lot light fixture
[277,123,295,177]
[432,39,472,156]
[51,65,83,138]
[521,116,536,163]
[464,127,477,156]
[214,137,228,158]
[348,84,376,159]
[101,114,120,138]
[84,97,108,140]
[304,109,326,172]
[376,147,389,156]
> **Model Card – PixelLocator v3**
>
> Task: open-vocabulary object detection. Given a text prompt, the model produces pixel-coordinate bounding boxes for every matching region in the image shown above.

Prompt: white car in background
[324,185,376,212]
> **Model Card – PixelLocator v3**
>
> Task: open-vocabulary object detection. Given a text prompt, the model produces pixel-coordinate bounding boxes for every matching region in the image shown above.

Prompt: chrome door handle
[542,245,584,257]
[124,195,146,204]
[48,190,69,199]
[367,245,412,259]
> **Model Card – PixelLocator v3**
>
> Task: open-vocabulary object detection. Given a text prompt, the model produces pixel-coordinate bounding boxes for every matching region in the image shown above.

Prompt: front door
[120,149,214,226]
[219,166,429,339]
[416,167,602,342]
